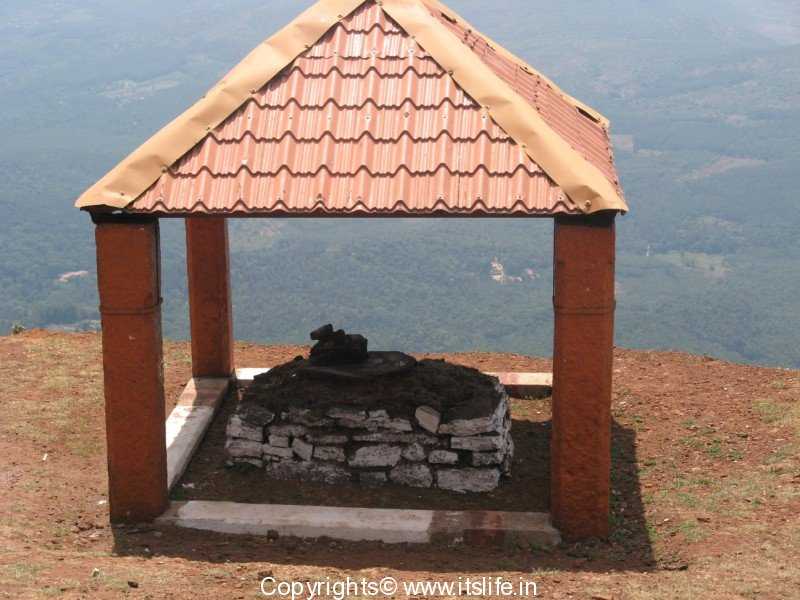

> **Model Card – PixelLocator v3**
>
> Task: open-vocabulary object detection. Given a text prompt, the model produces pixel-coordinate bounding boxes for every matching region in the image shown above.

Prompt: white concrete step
[166,377,229,491]
[158,500,560,547]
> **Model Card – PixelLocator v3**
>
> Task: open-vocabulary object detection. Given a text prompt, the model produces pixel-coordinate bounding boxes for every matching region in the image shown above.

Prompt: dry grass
[1,331,799,599]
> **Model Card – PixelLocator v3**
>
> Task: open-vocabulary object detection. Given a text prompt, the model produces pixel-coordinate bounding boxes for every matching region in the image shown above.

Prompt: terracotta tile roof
[81,0,625,217]
[425,2,620,189]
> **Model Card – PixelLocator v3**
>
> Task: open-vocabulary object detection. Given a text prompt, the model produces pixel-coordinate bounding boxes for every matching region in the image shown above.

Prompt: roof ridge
[380,0,626,213]
[75,0,626,214]
[420,0,608,127]
[76,0,370,210]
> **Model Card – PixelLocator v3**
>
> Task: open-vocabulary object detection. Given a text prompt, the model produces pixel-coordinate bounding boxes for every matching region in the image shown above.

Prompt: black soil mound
[243,358,502,423]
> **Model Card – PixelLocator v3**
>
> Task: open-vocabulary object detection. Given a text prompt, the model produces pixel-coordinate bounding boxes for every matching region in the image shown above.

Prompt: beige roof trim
[382,0,627,214]
[76,0,627,215]
[75,0,365,209]
[422,0,609,129]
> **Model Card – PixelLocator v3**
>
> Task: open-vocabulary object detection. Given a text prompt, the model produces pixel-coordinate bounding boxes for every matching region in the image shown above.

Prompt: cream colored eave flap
[422,0,609,129]
[381,0,628,214]
[77,0,627,215]
[75,0,366,210]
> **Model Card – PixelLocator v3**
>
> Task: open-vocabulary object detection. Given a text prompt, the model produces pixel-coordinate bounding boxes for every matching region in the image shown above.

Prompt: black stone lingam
[309,324,368,366]
[300,324,416,380]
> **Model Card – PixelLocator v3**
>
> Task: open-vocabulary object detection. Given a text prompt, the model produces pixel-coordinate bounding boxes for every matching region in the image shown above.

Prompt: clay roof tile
[76,0,626,217]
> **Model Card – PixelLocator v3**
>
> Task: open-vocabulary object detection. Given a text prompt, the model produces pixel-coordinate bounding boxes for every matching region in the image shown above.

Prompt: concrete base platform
[158,501,561,548]
[486,372,552,398]
[161,376,560,547]
[166,377,230,491]
[235,368,552,398]
[235,367,272,385]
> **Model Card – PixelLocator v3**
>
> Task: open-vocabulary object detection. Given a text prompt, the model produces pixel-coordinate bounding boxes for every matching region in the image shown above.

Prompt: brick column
[551,213,616,540]
[94,216,168,523]
[186,217,234,378]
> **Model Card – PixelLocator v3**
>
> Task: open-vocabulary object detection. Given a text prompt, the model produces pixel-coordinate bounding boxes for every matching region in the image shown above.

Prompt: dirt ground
[181,356,543,512]
[1,330,799,599]
[177,378,549,512]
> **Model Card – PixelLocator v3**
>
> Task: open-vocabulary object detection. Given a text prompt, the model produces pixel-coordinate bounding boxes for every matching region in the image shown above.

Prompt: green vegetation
[1,0,799,367]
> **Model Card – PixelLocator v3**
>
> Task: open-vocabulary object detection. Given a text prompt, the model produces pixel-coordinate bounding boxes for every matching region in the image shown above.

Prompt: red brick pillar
[186,218,234,378]
[551,213,616,540]
[94,216,168,523]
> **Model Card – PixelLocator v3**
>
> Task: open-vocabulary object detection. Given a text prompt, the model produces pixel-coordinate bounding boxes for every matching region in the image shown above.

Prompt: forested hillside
[1,0,799,367]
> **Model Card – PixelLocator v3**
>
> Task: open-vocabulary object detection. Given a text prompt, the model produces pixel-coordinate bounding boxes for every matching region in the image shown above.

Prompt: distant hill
[1,0,799,367]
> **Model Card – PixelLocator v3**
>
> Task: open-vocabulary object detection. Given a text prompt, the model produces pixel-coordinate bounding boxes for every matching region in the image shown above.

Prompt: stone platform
[225,360,514,493]
[159,502,560,547]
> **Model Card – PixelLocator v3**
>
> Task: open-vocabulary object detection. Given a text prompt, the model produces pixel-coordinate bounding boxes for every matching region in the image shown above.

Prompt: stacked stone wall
[226,383,513,493]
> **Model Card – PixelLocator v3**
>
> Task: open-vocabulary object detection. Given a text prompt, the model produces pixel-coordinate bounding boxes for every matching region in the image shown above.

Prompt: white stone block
[428,450,459,465]
[389,464,433,488]
[502,436,515,476]
[439,396,507,436]
[353,432,439,445]
[402,443,427,462]
[348,445,403,468]
[268,424,308,438]
[226,439,263,459]
[384,418,414,432]
[268,435,290,448]
[306,433,349,445]
[226,416,264,443]
[327,407,367,421]
[451,435,506,452]
[235,403,275,427]
[262,445,294,459]
[314,446,346,462]
[415,405,441,434]
[292,438,314,461]
[470,450,504,467]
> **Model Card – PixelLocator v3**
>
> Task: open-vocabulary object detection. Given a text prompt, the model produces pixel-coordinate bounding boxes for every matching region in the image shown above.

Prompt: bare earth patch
[0,330,798,599]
